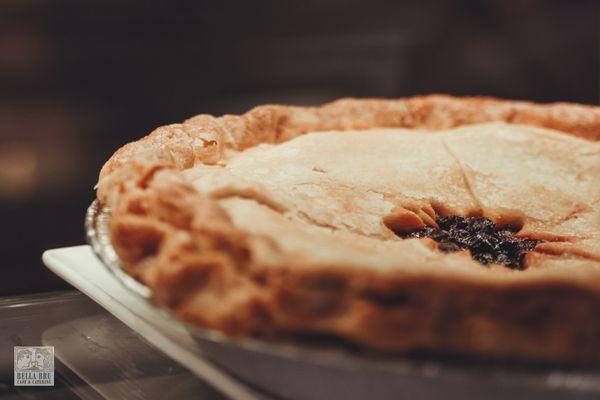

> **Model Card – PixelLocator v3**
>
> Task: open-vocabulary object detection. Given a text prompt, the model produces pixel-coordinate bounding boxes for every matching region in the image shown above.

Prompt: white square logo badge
[14,346,54,386]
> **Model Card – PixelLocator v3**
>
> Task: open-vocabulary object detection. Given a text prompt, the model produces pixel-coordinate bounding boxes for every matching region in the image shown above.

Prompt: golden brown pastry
[97,95,600,362]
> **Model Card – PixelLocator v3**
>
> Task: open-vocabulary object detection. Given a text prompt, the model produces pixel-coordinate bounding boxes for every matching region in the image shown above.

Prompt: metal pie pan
[85,200,600,400]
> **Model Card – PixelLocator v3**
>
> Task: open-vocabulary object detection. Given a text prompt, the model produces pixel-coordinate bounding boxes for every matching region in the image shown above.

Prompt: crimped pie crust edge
[96,95,600,362]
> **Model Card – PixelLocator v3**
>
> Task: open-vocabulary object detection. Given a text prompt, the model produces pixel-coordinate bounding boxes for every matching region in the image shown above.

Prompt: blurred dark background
[0,0,598,295]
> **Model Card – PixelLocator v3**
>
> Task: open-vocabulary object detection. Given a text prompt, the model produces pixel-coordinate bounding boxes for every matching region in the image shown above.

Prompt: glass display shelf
[0,291,224,400]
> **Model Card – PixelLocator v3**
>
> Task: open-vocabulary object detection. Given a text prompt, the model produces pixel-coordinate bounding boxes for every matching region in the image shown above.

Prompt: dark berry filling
[396,216,541,269]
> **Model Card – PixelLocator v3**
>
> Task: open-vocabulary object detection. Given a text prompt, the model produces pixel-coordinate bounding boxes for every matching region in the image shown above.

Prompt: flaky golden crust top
[98,95,600,204]
[97,95,600,362]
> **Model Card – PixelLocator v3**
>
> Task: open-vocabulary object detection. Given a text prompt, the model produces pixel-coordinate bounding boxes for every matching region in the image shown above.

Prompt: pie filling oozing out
[99,97,600,363]
[395,216,541,269]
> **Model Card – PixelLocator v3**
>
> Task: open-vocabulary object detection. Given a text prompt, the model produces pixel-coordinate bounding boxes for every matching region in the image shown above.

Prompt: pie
[96,95,600,363]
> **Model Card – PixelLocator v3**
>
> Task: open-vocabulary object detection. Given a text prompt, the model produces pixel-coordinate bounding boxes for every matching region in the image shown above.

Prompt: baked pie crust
[97,95,600,363]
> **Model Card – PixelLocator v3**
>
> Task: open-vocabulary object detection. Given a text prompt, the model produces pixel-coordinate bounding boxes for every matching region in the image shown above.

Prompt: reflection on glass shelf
[0,291,224,400]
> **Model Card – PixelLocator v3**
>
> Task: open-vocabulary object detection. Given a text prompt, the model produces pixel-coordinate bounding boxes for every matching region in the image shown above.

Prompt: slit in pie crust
[96,95,600,363]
